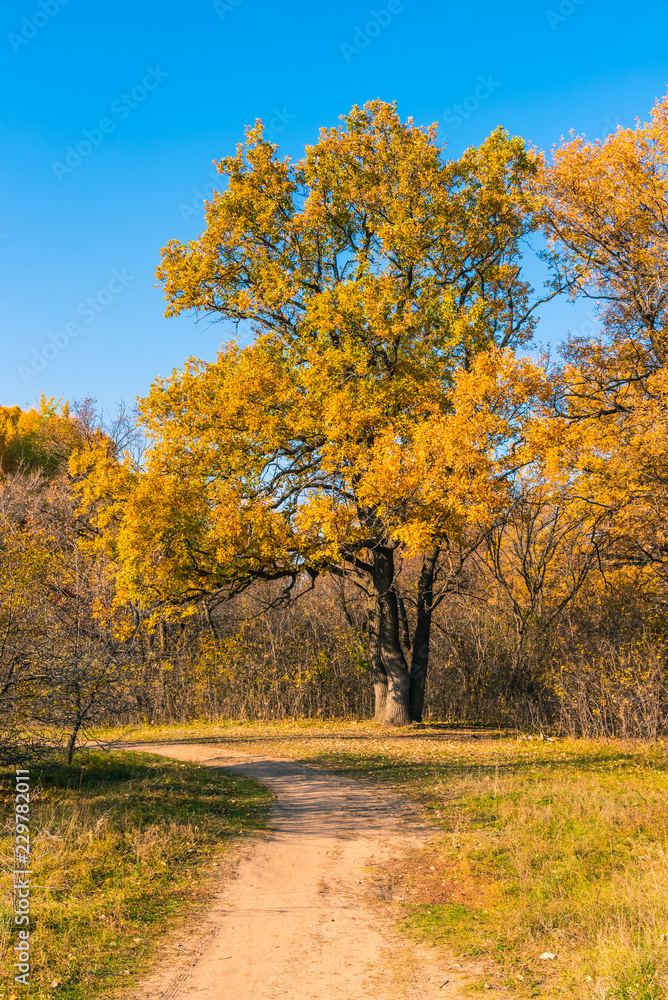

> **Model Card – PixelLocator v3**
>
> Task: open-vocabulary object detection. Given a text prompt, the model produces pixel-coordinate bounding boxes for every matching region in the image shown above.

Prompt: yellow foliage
[0,396,82,475]
[77,102,551,607]
[535,91,668,596]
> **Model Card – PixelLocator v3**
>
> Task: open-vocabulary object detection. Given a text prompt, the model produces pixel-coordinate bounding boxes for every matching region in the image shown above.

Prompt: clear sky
[2,0,667,412]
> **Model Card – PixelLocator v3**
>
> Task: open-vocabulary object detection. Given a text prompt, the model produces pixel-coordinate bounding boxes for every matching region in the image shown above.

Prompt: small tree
[0,402,140,762]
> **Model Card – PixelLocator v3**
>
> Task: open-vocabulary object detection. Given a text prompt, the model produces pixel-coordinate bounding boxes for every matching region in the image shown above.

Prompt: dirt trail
[130,743,469,1000]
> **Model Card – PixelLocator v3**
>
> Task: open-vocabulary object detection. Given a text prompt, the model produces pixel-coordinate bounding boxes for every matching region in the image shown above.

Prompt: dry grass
[98,719,668,999]
[0,749,272,1000]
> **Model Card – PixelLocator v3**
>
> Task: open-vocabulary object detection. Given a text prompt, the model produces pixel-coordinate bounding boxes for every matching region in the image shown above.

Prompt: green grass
[94,720,668,998]
[0,749,273,1000]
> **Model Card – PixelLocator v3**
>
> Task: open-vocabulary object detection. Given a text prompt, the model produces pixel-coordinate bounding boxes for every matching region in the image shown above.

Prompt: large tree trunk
[409,547,439,722]
[367,600,388,721]
[373,546,412,726]
[373,671,388,721]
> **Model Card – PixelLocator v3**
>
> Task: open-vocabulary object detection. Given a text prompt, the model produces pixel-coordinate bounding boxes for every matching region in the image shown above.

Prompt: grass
[93,719,668,999]
[0,749,273,1000]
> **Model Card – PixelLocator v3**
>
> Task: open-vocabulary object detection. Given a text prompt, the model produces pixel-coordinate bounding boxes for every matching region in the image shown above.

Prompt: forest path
[128,742,469,1000]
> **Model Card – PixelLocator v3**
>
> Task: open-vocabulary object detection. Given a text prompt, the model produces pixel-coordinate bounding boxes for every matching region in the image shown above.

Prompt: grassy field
[0,749,273,1000]
[91,720,668,1000]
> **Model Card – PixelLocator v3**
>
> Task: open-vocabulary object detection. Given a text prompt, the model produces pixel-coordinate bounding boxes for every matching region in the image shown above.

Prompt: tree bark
[203,599,219,640]
[373,546,412,726]
[409,546,439,722]
[367,600,388,721]
[66,716,83,765]
[373,670,388,721]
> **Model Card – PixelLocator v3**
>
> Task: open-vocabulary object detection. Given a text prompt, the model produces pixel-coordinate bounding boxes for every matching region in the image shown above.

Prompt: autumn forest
[3,94,668,758]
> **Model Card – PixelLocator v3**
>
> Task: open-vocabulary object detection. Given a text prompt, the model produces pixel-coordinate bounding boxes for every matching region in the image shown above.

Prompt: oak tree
[87,102,552,724]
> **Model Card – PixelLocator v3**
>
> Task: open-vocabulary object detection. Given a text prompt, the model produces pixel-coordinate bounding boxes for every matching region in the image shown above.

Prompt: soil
[129,743,472,1000]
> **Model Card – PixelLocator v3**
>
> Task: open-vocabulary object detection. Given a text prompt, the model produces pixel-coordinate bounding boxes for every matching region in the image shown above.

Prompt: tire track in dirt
[130,743,470,1000]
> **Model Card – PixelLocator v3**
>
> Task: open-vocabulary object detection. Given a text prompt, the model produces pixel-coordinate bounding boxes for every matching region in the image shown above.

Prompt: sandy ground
[129,743,471,1000]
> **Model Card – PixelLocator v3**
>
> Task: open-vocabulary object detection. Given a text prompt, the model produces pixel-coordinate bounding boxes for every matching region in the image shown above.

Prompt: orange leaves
[351,350,553,551]
[0,396,85,476]
[156,101,537,361]
[536,91,668,374]
[527,89,668,594]
[89,338,552,603]
[80,103,556,606]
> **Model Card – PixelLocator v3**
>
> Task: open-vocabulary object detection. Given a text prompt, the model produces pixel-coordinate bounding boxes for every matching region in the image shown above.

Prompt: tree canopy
[536,93,668,596]
[76,101,558,725]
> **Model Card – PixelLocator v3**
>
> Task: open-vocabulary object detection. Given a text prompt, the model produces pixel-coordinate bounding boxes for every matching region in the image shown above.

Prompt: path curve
[130,743,467,1000]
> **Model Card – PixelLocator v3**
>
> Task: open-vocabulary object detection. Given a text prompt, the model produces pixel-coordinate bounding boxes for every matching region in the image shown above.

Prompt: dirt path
[130,743,469,1000]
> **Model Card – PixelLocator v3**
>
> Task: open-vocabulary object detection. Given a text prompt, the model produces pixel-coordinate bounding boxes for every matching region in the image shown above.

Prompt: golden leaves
[81,103,552,604]
[536,91,668,374]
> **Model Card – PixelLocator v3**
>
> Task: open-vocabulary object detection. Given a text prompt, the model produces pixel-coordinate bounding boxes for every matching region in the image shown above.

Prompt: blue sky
[1,0,667,412]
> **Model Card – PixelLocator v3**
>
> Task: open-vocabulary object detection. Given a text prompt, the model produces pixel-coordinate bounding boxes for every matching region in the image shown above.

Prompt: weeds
[0,749,272,1000]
